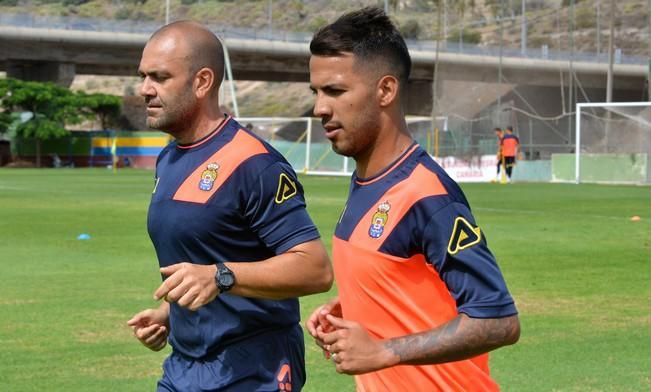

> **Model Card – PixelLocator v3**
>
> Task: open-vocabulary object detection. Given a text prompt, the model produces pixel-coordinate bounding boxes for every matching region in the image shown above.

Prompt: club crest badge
[198,163,219,191]
[369,200,391,238]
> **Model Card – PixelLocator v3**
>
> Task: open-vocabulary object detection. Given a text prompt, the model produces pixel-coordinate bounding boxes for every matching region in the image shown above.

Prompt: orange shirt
[332,145,516,391]
[334,236,498,392]
[496,135,503,158]
[501,134,519,157]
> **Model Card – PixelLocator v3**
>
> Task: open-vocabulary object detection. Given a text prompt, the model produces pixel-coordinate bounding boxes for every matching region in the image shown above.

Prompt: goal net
[563,103,651,184]
[237,116,448,177]
[237,117,351,176]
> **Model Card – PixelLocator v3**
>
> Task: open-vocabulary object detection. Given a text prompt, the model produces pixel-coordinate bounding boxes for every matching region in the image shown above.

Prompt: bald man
[127,21,333,392]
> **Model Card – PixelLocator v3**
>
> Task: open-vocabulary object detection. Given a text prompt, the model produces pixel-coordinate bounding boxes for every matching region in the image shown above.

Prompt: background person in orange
[502,126,520,183]
[306,7,520,391]
[493,127,504,182]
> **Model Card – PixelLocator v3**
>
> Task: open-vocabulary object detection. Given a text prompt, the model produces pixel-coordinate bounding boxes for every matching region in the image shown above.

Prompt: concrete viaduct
[0,25,647,115]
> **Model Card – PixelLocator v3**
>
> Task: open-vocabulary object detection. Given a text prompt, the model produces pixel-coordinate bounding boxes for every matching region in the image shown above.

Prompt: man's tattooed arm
[383,314,520,366]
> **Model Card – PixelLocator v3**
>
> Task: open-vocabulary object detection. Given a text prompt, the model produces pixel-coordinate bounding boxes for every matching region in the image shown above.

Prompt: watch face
[216,264,235,292]
[219,273,235,287]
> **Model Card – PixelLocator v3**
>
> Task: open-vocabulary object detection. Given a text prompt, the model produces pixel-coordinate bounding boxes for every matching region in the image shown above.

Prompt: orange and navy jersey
[333,143,516,391]
[147,116,319,360]
[496,135,504,158]
[501,134,519,157]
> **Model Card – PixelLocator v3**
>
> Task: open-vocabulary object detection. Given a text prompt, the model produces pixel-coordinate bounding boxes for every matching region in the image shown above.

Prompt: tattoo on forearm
[383,315,520,366]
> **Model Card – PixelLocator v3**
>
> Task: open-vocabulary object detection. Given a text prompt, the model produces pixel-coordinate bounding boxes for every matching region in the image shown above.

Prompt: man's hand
[306,297,342,359]
[319,314,399,375]
[154,262,218,311]
[306,297,341,337]
[127,306,169,351]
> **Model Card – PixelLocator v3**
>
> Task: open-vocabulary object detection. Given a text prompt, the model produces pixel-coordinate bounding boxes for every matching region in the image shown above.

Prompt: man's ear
[377,75,400,108]
[194,68,215,99]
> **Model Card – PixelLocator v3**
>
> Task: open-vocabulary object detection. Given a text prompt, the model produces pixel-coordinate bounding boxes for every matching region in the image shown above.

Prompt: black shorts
[158,324,305,392]
[504,156,516,168]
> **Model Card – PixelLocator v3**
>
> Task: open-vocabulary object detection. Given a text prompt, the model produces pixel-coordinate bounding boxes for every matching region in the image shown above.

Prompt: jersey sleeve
[422,202,517,318]
[244,161,320,254]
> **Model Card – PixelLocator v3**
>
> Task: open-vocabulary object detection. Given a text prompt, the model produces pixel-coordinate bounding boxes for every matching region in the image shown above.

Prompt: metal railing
[1,12,646,65]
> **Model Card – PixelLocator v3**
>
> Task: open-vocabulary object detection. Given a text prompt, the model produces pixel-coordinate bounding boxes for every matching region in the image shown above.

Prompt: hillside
[3,0,649,56]
[68,76,315,121]
[4,0,651,123]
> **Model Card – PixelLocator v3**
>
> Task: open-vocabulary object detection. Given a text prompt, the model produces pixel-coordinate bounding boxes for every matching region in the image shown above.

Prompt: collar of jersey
[176,115,232,150]
[354,142,418,186]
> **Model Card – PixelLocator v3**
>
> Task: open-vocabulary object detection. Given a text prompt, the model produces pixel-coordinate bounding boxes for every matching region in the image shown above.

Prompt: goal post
[405,116,449,157]
[571,102,651,184]
[236,116,352,176]
[237,116,448,177]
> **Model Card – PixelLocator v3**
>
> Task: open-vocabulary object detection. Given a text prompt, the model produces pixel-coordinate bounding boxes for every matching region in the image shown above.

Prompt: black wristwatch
[215,263,235,293]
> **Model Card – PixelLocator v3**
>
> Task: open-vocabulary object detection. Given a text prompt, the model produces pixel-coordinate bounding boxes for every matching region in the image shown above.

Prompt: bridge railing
[0,12,314,40]
[1,12,645,66]
[406,40,644,66]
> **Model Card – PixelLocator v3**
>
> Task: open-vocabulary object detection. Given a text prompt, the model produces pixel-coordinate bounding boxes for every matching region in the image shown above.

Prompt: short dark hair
[310,7,411,86]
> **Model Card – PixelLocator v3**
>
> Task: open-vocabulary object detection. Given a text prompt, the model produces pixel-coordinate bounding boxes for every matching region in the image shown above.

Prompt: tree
[449,28,481,44]
[562,0,585,6]
[400,19,422,39]
[0,78,121,167]
[76,92,122,130]
[0,78,73,167]
[0,111,11,137]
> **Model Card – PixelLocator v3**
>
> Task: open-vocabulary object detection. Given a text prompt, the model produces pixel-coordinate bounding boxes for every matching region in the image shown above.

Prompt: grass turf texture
[1,168,650,391]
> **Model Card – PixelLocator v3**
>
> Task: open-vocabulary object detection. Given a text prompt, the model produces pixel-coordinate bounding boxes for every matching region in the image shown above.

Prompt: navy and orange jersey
[501,134,520,157]
[147,116,320,360]
[333,143,517,391]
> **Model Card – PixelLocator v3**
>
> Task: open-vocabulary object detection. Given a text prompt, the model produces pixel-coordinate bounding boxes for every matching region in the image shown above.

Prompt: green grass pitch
[1,168,650,391]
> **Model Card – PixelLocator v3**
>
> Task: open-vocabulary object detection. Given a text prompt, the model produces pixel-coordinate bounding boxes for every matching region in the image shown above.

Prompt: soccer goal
[237,116,448,177]
[405,116,449,157]
[565,102,651,184]
[237,117,352,176]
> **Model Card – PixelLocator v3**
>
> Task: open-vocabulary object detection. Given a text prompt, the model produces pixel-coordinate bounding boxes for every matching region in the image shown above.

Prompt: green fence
[552,153,649,184]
